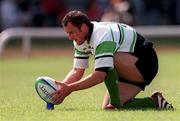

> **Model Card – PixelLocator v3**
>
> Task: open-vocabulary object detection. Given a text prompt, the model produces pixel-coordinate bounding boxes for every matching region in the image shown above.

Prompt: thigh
[114,52,144,82]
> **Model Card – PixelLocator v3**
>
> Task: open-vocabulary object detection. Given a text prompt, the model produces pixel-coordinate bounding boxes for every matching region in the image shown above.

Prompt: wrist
[68,83,76,92]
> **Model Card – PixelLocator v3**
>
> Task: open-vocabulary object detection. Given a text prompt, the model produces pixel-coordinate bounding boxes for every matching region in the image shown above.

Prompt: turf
[0,50,180,121]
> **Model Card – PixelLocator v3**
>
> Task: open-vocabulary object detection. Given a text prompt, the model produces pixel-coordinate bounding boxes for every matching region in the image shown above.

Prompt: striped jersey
[73,21,137,69]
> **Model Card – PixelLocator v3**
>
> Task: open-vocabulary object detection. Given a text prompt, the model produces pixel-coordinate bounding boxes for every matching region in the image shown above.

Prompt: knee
[102,104,116,110]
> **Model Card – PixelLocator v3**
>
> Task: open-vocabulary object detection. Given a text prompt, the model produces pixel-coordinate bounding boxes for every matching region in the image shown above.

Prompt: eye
[69,31,75,35]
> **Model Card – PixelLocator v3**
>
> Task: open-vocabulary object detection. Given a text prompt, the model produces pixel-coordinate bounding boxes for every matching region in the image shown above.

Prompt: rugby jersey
[73,21,137,70]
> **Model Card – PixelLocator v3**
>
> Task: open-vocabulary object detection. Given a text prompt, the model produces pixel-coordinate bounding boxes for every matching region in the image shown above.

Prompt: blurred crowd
[0,0,180,31]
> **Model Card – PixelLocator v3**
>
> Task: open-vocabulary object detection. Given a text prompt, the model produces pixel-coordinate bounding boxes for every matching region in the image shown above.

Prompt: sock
[104,68,122,108]
[123,97,156,109]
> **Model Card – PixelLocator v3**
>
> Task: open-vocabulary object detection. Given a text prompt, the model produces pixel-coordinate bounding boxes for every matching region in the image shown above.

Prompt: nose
[68,36,72,40]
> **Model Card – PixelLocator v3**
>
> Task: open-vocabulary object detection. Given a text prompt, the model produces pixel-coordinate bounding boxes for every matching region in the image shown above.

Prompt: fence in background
[0,26,180,58]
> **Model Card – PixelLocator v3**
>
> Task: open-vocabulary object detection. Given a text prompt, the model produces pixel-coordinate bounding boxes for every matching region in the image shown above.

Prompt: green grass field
[0,49,180,121]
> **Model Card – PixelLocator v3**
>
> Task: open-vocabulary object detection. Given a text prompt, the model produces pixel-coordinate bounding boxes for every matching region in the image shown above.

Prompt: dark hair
[61,10,91,28]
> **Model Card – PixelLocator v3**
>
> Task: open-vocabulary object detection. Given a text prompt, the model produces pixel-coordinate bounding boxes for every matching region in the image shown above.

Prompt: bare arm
[69,70,107,91]
[52,70,107,104]
[62,68,85,84]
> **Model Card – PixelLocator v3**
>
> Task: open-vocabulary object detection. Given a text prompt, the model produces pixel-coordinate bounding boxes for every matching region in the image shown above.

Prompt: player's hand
[51,81,72,105]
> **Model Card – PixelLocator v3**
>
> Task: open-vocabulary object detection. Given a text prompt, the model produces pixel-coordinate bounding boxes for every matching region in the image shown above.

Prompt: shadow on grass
[118,108,175,111]
[51,106,175,112]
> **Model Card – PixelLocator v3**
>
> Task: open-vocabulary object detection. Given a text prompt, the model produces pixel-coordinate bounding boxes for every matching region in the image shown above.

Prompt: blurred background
[0,0,180,58]
[0,0,180,30]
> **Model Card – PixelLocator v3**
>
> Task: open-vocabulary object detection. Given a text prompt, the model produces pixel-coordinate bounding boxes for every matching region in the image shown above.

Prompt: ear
[81,23,88,32]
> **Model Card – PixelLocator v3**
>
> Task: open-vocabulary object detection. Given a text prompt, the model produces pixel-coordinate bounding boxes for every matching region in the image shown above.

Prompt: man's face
[64,22,88,45]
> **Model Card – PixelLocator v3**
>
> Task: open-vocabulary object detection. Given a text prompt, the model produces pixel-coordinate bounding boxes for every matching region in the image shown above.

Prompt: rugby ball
[35,76,60,104]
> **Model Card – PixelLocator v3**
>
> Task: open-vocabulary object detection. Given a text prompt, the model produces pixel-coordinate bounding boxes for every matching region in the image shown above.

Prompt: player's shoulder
[91,22,112,40]
[92,21,110,32]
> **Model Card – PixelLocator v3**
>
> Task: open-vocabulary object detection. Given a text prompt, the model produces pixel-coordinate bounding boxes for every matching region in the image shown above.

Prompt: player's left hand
[51,81,72,105]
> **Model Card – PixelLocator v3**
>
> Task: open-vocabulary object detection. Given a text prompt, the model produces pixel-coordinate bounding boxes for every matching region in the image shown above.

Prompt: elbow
[74,68,85,78]
[93,71,107,82]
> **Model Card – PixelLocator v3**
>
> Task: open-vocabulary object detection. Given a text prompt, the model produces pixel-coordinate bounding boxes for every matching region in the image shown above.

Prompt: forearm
[52,71,106,105]
[62,68,85,84]
[69,71,106,92]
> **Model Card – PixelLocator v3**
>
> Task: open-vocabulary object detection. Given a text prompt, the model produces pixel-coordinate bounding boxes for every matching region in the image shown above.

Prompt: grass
[0,49,180,121]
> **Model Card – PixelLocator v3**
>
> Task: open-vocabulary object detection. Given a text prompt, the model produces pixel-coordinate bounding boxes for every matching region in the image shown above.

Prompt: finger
[55,81,62,85]
[53,95,64,104]
[51,91,61,101]
[55,97,64,105]
[51,93,57,102]
[53,94,63,104]
[51,91,63,103]
[51,92,56,96]
[51,89,61,96]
